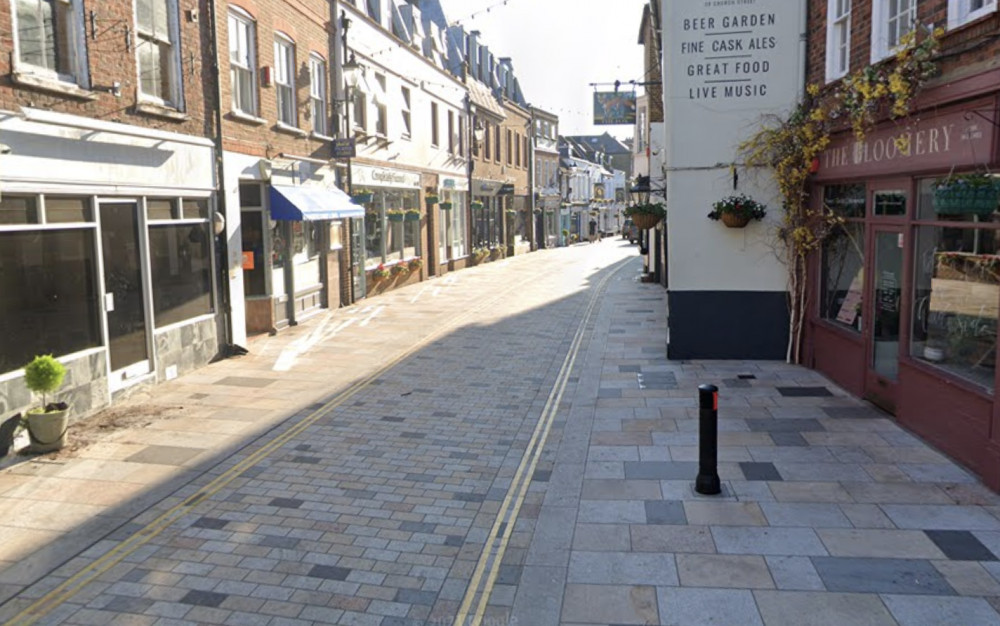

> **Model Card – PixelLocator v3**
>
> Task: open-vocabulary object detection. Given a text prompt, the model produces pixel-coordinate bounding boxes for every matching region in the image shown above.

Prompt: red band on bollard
[713,392,718,412]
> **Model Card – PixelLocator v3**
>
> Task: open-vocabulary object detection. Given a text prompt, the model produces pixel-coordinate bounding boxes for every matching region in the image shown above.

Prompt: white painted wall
[662,0,807,292]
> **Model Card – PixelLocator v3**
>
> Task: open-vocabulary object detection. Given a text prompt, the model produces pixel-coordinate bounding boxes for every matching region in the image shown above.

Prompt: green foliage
[623,203,666,219]
[23,355,66,408]
[708,194,767,221]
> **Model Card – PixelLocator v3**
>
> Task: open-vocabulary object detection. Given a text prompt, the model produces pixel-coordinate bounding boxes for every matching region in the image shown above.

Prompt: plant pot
[933,184,1000,216]
[387,213,404,222]
[439,202,453,210]
[923,346,946,362]
[351,192,373,204]
[720,213,752,228]
[404,212,421,222]
[631,213,662,230]
[25,407,69,453]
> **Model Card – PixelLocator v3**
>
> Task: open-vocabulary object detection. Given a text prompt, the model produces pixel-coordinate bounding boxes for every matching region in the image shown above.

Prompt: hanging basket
[720,213,752,228]
[387,213,405,222]
[404,211,421,222]
[351,192,373,204]
[439,202,453,210]
[630,213,663,230]
[933,183,1000,216]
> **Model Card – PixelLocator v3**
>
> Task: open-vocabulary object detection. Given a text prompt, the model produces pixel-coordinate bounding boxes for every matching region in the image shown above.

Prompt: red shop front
[806,80,1000,488]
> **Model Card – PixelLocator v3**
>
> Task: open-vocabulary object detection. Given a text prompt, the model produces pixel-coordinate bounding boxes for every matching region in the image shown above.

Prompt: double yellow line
[453,261,626,626]
[5,260,556,626]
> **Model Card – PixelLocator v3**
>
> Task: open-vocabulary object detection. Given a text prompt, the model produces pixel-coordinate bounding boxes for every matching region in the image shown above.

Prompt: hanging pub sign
[593,91,636,125]
[332,138,356,159]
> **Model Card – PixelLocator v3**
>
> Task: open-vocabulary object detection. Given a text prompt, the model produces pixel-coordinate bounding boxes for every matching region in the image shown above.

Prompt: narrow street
[3,240,1000,626]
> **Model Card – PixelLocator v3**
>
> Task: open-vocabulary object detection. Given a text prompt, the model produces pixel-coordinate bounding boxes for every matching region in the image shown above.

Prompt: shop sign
[441,177,468,192]
[241,251,255,270]
[498,183,516,195]
[352,165,421,188]
[815,101,997,181]
[332,138,355,159]
[474,180,501,196]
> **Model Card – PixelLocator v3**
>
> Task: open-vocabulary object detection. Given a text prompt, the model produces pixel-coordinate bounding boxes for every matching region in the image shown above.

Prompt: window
[447,110,455,154]
[147,198,214,327]
[309,54,328,136]
[524,136,529,168]
[366,0,381,23]
[14,0,87,85]
[826,0,852,81]
[494,125,501,162]
[431,101,439,146]
[871,0,917,61]
[353,89,367,132]
[228,9,257,114]
[515,132,521,167]
[136,0,181,106]
[506,129,513,165]
[400,86,411,138]
[948,0,997,28]
[458,116,465,157]
[274,35,296,126]
[820,185,866,332]
[374,74,387,136]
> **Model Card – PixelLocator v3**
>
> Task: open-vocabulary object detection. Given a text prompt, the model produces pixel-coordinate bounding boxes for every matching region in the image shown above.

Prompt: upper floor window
[374,74,387,136]
[948,0,997,28]
[309,54,328,136]
[431,101,439,146]
[14,0,88,86]
[494,125,501,162]
[458,116,465,157]
[826,0,852,81]
[871,0,917,62]
[447,110,455,154]
[506,129,513,165]
[366,0,381,23]
[274,35,296,126]
[400,86,411,138]
[228,9,257,115]
[136,0,182,107]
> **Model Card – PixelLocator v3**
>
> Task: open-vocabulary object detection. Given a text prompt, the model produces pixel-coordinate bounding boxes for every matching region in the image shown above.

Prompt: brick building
[806,0,1000,487]
[0,0,222,415]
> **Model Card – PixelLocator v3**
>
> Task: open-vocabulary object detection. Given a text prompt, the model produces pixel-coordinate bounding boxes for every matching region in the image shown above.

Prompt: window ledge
[227,109,267,125]
[275,122,307,137]
[310,131,334,142]
[11,71,97,101]
[135,101,189,122]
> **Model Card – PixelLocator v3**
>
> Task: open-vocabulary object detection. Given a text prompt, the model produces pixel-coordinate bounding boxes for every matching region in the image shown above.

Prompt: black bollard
[695,384,721,495]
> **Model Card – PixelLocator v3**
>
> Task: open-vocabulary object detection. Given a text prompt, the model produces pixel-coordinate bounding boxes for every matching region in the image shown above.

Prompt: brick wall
[0,0,213,139]
[806,1,1000,91]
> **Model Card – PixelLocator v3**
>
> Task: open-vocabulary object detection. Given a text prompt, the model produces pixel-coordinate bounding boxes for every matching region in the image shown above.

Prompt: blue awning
[269,184,364,221]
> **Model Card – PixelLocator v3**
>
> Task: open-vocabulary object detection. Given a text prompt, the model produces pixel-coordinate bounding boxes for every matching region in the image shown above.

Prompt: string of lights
[448,0,517,27]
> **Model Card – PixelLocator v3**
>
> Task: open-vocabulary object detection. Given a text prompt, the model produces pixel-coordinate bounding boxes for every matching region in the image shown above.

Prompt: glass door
[99,202,151,388]
[350,217,366,300]
[866,227,904,411]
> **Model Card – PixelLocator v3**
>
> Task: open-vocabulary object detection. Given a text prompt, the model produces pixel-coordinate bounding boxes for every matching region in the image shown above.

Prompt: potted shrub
[624,202,667,229]
[425,194,439,207]
[372,264,391,282]
[933,173,1000,216]
[708,194,766,228]
[390,263,408,278]
[439,201,453,210]
[470,201,485,210]
[387,209,405,222]
[404,208,421,221]
[22,355,70,453]
[408,257,424,271]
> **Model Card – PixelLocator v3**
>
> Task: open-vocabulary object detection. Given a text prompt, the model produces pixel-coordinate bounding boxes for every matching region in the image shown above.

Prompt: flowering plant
[408,257,424,271]
[707,194,767,221]
[623,202,666,219]
[390,263,408,277]
[933,172,1000,191]
[470,201,485,210]
[425,194,439,205]
[372,264,390,280]
[386,209,405,217]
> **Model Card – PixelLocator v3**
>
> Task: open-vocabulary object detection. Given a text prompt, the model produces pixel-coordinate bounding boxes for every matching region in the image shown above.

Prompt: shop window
[14,0,88,87]
[147,198,176,220]
[824,183,866,218]
[183,198,210,220]
[148,211,214,327]
[912,225,998,391]
[0,195,40,224]
[916,176,1000,222]
[821,222,866,332]
[873,189,906,216]
[0,228,101,374]
[239,182,263,207]
[45,196,91,223]
[364,188,419,265]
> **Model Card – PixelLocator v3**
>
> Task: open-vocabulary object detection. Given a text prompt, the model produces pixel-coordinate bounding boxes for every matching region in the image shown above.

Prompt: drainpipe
[206,0,245,356]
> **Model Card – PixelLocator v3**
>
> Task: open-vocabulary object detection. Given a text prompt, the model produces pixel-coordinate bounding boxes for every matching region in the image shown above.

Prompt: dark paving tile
[777,386,833,397]
[399,521,437,534]
[624,461,698,480]
[308,565,351,581]
[738,374,757,380]
[452,492,486,503]
[189,393,208,400]
[294,444,312,451]
[381,416,405,422]
[269,497,303,509]
[925,530,998,561]
[214,376,275,388]
[739,462,783,482]
[444,535,465,547]
[180,590,228,607]
[344,489,377,499]
[395,588,438,606]
[432,411,457,418]
[644,500,687,525]
[191,517,229,530]
[619,365,641,373]
[401,432,425,439]
[598,388,623,399]
[288,455,322,464]
[405,473,436,483]
[496,564,523,585]
[812,557,955,595]
[723,379,752,388]
[823,406,887,419]
[381,618,425,626]
[533,470,552,482]
[769,432,808,447]
[258,535,300,549]
[450,451,478,460]
[627,309,655,313]
[746,418,825,433]
[125,445,202,466]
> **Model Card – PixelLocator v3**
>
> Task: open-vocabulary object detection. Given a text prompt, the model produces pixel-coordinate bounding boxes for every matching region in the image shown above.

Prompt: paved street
[3,239,1000,625]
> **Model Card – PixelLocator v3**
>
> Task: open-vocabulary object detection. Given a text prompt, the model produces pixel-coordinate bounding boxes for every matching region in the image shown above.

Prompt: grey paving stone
[765,556,825,591]
[676,554,774,589]
[684,502,768,526]
[180,589,228,608]
[644,500,687,525]
[746,418,825,433]
[822,406,886,419]
[623,461,698,480]
[578,500,648,524]
[811,557,955,595]
[754,590,897,626]
[925,530,998,561]
[770,432,809,446]
[126,445,203,466]
[761,503,852,528]
[631,525,716,554]
[712,527,828,556]
[882,505,1000,531]
[562,584,658,624]
[191,517,230,530]
[510,566,565,625]
[572,524,631,552]
[882,594,1000,626]
[656,588,762,626]
[582,479,662,500]
[740,462,783,482]
[817,529,947,559]
[567,551,679,586]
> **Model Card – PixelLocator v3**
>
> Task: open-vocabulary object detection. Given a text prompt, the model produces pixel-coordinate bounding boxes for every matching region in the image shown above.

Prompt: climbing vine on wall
[739,27,942,364]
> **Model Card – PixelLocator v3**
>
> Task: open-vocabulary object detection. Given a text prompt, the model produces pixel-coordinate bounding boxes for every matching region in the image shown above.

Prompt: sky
[435,0,649,140]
